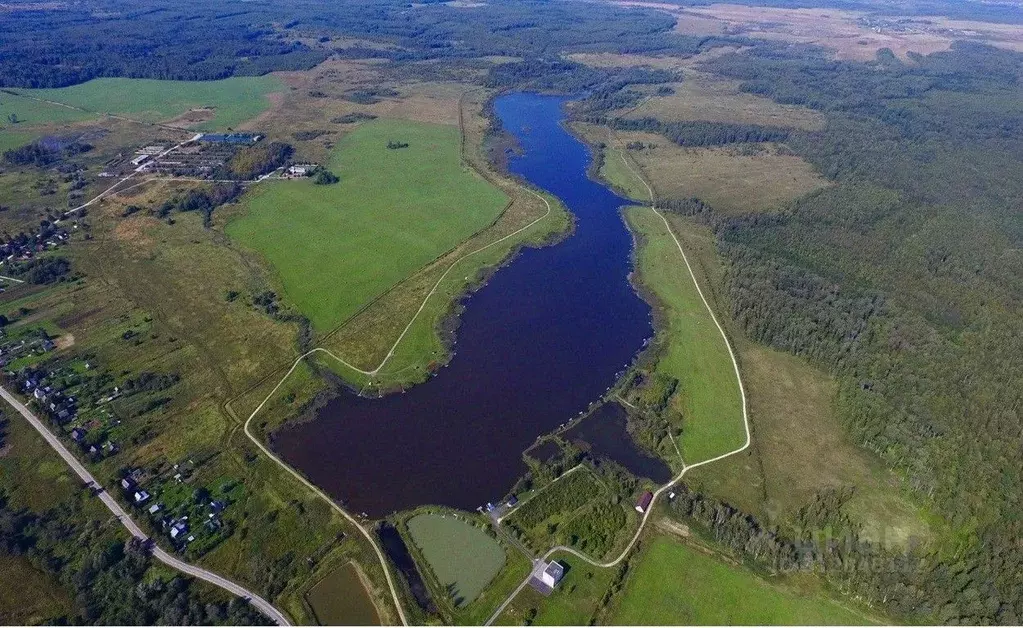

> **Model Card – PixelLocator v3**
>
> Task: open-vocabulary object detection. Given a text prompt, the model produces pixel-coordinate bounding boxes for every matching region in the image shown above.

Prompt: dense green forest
[627,39,1023,625]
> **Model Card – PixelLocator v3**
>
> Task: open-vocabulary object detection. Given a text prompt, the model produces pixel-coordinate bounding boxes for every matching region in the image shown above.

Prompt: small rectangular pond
[305,561,381,626]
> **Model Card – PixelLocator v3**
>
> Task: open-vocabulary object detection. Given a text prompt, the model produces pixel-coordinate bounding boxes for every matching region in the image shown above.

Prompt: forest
[623,38,1023,625]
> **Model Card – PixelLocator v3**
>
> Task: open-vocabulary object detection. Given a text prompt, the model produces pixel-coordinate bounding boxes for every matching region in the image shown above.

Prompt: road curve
[0,385,291,626]
[482,146,752,626]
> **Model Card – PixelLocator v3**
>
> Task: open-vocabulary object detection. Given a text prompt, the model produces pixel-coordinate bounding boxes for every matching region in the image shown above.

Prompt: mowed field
[406,514,506,607]
[626,205,747,463]
[227,118,508,332]
[8,75,284,130]
[612,536,875,624]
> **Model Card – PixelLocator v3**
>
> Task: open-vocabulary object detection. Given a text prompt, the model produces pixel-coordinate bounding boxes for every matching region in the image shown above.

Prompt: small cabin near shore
[635,491,654,513]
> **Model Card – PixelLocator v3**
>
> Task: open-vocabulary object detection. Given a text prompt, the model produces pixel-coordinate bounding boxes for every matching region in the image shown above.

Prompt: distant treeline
[0,0,690,88]
[589,116,792,147]
[3,140,92,167]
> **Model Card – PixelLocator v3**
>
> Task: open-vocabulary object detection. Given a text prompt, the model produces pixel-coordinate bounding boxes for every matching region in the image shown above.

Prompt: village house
[635,491,653,514]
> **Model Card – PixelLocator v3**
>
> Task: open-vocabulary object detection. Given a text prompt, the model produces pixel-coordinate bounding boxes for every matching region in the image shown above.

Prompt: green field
[304,562,381,625]
[613,537,874,625]
[626,205,746,462]
[406,514,506,607]
[496,553,616,626]
[228,119,508,332]
[12,76,284,130]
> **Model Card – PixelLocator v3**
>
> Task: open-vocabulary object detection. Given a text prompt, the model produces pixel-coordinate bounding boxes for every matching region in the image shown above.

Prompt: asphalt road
[0,385,291,626]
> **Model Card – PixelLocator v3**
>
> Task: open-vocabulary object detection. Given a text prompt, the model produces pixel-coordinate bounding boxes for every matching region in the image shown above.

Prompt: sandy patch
[54,334,74,350]
[163,107,215,129]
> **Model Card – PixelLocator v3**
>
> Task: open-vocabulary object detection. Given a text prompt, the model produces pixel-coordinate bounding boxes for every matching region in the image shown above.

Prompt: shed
[635,491,653,514]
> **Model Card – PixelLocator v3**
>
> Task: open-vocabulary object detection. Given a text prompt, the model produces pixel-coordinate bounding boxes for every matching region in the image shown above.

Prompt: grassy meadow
[406,513,506,607]
[495,552,617,626]
[612,536,876,625]
[12,76,284,129]
[626,205,747,463]
[228,118,508,333]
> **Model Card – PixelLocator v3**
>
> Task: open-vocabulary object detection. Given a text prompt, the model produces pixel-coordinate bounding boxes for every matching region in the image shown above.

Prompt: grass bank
[625,205,747,462]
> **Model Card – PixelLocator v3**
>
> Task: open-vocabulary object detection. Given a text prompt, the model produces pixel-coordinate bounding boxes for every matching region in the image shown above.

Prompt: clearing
[623,72,825,131]
[623,135,829,214]
[612,536,876,624]
[9,75,285,130]
[406,513,506,607]
[624,205,747,462]
[227,118,508,332]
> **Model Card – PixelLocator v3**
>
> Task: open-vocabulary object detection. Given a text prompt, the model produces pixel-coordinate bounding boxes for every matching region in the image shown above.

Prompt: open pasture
[11,76,284,130]
[228,118,508,333]
[625,206,747,463]
[406,513,506,607]
[612,536,876,624]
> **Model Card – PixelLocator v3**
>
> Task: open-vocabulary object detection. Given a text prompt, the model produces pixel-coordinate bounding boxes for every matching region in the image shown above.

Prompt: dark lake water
[273,93,653,517]
[565,403,672,484]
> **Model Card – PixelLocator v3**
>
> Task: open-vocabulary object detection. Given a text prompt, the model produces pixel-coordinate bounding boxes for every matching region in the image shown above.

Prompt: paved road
[0,385,291,626]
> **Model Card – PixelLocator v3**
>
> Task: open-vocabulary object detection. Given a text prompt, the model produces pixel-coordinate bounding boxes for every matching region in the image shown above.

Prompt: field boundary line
[483,141,750,626]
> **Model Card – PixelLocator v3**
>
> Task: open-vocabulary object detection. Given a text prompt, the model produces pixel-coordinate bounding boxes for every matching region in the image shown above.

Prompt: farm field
[11,76,285,130]
[624,205,747,463]
[228,118,508,333]
[304,562,381,625]
[612,536,876,625]
[406,513,506,607]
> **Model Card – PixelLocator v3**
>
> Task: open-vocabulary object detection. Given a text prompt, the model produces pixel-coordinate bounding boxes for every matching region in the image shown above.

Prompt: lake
[273,93,654,517]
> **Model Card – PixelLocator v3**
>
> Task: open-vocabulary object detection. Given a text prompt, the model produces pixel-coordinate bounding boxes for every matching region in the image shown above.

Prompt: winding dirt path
[482,147,751,626]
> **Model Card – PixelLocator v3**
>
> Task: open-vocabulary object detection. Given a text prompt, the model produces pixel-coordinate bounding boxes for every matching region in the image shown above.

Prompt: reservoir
[274,93,654,516]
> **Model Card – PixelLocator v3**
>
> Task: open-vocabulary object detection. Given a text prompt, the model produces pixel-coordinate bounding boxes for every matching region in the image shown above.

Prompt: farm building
[287,164,316,177]
[529,560,566,596]
[199,133,263,144]
[541,561,564,588]
[636,491,653,513]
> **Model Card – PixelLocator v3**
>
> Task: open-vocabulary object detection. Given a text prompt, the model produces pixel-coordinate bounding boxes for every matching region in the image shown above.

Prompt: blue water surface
[274,93,654,516]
